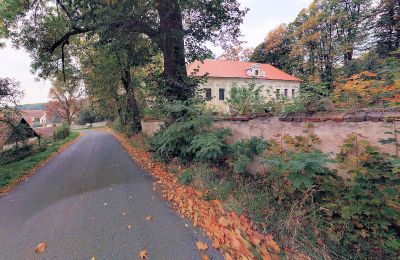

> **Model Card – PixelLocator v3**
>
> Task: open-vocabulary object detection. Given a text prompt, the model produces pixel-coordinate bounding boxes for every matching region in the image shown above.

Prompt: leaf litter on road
[196,241,208,251]
[111,130,281,259]
[34,241,46,253]
[139,249,148,259]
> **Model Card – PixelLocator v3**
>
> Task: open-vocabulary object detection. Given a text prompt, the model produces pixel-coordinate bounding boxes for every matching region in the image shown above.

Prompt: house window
[254,69,259,76]
[219,88,225,100]
[275,89,280,99]
[284,89,288,97]
[204,88,212,101]
[292,89,296,97]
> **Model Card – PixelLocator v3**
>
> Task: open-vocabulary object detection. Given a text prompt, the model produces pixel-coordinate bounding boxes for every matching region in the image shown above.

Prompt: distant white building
[187,60,302,112]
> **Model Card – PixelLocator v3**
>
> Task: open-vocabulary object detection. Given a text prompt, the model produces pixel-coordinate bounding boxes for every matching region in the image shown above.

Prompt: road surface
[0,130,223,259]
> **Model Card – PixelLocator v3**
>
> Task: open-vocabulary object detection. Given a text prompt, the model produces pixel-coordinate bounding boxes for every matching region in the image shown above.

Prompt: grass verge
[108,129,280,259]
[0,132,80,195]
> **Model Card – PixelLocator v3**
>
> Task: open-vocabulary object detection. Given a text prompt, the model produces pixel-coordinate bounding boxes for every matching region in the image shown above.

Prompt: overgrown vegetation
[0,131,79,189]
[53,123,70,141]
[225,81,266,115]
[230,137,267,174]
[149,100,231,163]
[146,105,400,258]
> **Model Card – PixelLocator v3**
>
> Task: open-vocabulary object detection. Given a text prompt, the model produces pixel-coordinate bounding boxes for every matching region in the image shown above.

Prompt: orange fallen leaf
[196,241,208,251]
[139,249,148,259]
[145,216,152,221]
[218,216,230,227]
[201,254,209,260]
[34,242,46,253]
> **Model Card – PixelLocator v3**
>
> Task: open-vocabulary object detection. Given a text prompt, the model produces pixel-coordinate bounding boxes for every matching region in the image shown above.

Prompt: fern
[149,99,230,163]
[230,137,268,174]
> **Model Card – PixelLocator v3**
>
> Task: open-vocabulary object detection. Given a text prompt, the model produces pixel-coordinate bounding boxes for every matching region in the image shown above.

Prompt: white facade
[199,77,301,112]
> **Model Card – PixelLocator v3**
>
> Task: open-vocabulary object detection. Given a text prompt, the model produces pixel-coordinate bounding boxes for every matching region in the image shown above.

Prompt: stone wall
[141,111,400,173]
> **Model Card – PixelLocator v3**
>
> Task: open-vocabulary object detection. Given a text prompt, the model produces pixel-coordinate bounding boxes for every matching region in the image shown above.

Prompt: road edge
[0,132,82,197]
[107,128,280,260]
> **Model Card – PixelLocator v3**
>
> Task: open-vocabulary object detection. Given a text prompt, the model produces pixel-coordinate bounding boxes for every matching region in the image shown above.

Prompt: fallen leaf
[90,257,95,260]
[139,249,148,259]
[34,242,46,253]
[145,216,152,221]
[196,241,208,251]
[128,224,132,229]
[218,216,230,227]
[184,223,189,228]
[201,254,209,260]
[122,212,126,216]
[103,202,108,206]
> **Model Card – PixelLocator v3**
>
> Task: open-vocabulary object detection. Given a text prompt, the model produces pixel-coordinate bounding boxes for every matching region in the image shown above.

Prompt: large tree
[2,0,246,101]
[374,0,400,57]
[250,24,293,73]
[47,70,84,125]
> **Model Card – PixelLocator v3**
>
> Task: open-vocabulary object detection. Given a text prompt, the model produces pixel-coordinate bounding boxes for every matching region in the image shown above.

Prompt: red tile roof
[187,60,301,82]
[21,110,47,120]
[35,127,56,137]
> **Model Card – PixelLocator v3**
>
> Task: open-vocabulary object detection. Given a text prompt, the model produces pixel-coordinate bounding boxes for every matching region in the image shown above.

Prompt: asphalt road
[0,130,223,259]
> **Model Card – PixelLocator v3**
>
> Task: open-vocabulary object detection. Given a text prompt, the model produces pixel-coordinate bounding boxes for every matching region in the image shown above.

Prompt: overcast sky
[0,0,312,104]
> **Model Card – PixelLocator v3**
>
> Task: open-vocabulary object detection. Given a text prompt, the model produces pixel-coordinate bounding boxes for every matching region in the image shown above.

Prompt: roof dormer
[246,64,265,78]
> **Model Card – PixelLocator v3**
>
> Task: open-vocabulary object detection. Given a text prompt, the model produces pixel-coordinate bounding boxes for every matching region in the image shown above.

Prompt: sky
[0,0,313,105]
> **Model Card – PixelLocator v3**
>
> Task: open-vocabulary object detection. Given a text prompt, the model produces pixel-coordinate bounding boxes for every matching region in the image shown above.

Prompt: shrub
[327,145,400,258]
[282,83,332,115]
[77,107,97,125]
[149,100,230,163]
[0,144,33,165]
[112,118,123,132]
[178,170,193,185]
[230,137,268,174]
[188,129,231,162]
[225,81,266,115]
[54,123,70,140]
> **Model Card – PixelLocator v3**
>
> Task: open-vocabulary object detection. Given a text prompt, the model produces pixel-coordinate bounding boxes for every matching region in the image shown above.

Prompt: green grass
[0,132,79,189]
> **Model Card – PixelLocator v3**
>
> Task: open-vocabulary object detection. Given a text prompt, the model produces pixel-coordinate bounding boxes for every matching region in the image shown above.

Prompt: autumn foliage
[333,71,400,108]
[110,130,280,259]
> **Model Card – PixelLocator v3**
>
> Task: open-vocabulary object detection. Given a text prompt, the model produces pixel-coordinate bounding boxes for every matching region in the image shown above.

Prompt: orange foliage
[110,130,280,260]
[333,71,400,108]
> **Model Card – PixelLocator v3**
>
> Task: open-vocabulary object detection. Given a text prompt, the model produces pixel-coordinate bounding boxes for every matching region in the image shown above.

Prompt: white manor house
[187,59,301,112]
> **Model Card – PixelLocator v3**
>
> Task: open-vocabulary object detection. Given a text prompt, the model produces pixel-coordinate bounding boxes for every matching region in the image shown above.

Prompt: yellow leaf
[196,241,208,251]
[34,242,46,253]
[139,249,148,259]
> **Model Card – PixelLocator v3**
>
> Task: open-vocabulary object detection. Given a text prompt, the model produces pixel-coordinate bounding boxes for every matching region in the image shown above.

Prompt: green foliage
[0,132,79,189]
[149,100,230,163]
[326,145,400,258]
[54,123,70,141]
[0,144,33,165]
[178,170,193,185]
[77,106,104,125]
[112,118,123,132]
[188,129,231,162]
[282,83,332,115]
[264,151,334,190]
[225,81,265,115]
[230,137,268,174]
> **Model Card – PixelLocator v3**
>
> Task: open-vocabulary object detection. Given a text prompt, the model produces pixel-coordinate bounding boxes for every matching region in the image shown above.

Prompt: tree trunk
[121,67,141,133]
[157,0,193,100]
